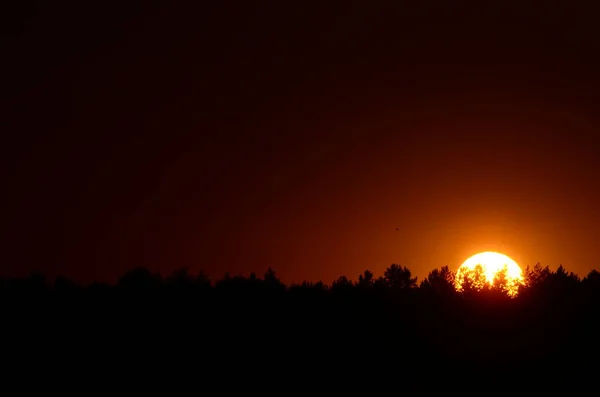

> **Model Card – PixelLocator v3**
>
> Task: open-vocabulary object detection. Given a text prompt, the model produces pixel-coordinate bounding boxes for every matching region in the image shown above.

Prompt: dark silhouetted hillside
[1,263,598,391]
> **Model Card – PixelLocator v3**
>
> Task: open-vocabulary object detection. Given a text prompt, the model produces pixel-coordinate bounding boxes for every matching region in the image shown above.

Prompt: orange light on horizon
[455,251,524,297]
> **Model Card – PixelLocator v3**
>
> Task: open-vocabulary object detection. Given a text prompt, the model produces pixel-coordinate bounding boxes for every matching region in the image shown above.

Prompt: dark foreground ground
[2,280,599,393]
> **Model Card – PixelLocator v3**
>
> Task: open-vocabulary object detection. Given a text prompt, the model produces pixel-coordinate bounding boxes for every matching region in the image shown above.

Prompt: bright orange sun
[455,251,524,297]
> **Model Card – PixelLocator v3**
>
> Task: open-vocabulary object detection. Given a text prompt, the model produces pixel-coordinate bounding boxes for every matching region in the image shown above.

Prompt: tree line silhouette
[2,263,598,389]
[4,262,597,301]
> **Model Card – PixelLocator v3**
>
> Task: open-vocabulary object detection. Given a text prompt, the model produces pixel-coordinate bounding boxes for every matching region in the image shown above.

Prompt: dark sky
[2,1,600,284]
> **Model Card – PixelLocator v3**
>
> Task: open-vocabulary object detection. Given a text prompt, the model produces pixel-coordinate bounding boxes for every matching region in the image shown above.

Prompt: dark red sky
[2,1,600,284]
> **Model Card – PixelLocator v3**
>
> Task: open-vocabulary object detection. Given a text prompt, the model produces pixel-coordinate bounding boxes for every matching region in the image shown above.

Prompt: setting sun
[455,251,524,297]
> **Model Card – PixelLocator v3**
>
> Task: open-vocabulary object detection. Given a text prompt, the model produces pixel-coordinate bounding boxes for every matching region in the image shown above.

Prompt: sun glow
[455,251,524,297]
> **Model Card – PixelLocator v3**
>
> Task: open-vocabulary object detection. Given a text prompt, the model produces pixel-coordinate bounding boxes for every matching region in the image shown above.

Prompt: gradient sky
[2,1,600,284]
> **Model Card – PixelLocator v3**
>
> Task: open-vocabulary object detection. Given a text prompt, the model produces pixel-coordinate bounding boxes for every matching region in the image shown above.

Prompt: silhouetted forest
[2,263,599,390]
